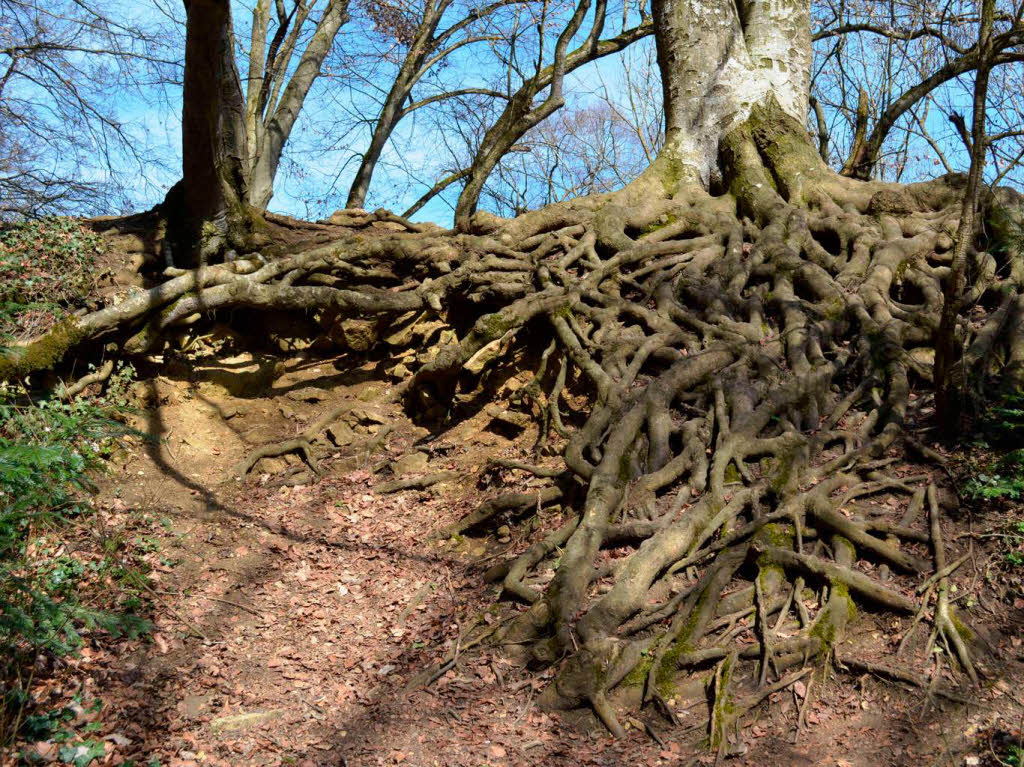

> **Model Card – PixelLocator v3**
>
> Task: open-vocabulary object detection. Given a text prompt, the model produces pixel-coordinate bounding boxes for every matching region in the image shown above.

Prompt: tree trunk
[174,0,259,266]
[933,0,995,433]
[248,0,350,210]
[651,0,810,187]
[345,41,433,211]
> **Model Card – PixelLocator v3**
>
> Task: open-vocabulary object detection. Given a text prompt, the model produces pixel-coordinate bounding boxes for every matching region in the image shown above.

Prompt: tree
[934,0,998,432]
[7,0,1024,746]
[243,0,350,210]
[809,0,1024,182]
[343,0,521,210]
[172,0,257,264]
[452,0,651,224]
[171,0,349,263]
[0,0,177,217]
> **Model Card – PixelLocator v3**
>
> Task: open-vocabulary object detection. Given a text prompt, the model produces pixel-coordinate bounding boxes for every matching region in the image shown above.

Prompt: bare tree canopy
[0,0,178,217]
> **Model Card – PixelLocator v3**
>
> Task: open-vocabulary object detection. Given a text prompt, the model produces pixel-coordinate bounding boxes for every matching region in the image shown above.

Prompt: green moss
[746,99,825,188]
[756,562,785,591]
[658,153,688,197]
[475,311,517,342]
[723,462,742,484]
[618,451,634,484]
[709,652,737,753]
[769,449,796,495]
[758,522,795,549]
[822,296,845,322]
[0,319,86,381]
[950,611,974,642]
[622,654,655,688]
[809,579,856,651]
[894,257,913,284]
[809,611,840,648]
[639,212,679,236]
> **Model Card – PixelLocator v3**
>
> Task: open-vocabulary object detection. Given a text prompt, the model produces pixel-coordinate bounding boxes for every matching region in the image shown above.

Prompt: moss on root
[0,319,86,381]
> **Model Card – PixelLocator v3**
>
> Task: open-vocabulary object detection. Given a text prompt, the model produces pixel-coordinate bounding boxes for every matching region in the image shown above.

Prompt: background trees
[3,0,1024,227]
[0,0,177,218]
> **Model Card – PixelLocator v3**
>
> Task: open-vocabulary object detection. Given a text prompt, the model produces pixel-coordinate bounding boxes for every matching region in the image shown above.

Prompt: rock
[330,318,378,351]
[464,335,510,374]
[484,404,532,428]
[128,252,154,272]
[258,456,291,474]
[391,452,429,476]
[287,387,330,402]
[326,422,357,446]
[327,208,367,224]
[257,311,320,352]
[348,405,387,424]
[209,710,282,734]
[112,269,145,287]
[270,333,315,352]
[383,313,448,347]
[356,384,386,402]
[389,363,411,379]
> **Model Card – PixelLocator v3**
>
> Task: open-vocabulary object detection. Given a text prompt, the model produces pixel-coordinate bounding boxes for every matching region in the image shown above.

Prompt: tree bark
[651,0,809,187]
[174,0,260,266]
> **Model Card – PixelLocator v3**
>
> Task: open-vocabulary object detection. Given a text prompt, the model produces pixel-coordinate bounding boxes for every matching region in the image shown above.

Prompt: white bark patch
[655,0,810,185]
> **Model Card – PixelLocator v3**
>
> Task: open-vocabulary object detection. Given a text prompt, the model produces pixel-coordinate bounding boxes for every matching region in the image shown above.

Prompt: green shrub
[0,218,104,339]
[0,381,150,745]
[964,393,1024,501]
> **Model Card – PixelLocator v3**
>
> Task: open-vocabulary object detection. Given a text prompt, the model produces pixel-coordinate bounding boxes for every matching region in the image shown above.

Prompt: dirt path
[9,345,1024,767]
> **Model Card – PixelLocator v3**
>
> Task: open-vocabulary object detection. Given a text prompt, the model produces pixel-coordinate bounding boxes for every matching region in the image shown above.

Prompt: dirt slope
[6,336,1024,767]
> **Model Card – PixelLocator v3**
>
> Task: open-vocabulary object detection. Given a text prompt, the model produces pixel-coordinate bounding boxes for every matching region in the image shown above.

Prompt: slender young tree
[343,0,517,210]
[244,0,351,210]
[934,0,997,432]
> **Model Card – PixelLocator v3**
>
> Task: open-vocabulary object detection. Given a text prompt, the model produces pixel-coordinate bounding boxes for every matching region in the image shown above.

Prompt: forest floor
[4,217,1024,767]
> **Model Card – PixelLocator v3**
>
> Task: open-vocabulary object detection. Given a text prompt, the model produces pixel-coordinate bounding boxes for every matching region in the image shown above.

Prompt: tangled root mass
[9,100,1024,741]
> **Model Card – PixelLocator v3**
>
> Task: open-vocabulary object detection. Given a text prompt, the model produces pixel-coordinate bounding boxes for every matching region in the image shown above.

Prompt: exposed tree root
[376,471,459,494]
[7,98,1024,749]
[58,358,114,398]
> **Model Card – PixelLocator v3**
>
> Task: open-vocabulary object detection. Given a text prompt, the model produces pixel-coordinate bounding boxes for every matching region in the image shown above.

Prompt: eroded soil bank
[5,331,1022,767]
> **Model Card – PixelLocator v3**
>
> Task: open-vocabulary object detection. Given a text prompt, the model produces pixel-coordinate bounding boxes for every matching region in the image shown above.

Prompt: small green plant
[1007,744,1023,767]
[0,218,104,340]
[963,392,1024,501]
[58,739,106,766]
[0,381,150,745]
